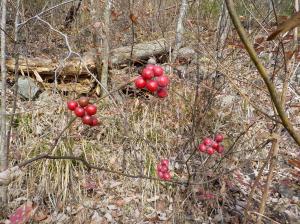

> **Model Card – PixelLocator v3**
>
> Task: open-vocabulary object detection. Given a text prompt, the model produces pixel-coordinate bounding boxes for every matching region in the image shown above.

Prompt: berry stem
[51,116,77,149]
[95,77,136,103]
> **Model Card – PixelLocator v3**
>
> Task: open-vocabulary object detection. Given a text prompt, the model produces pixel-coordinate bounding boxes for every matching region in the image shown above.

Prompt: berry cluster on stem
[157,159,171,180]
[67,97,100,126]
[198,134,224,155]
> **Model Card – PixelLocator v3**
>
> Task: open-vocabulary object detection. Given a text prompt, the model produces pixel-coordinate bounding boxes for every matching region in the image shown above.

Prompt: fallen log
[6,37,174,81]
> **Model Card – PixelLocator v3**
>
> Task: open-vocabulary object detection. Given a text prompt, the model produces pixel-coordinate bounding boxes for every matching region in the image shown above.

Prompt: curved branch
[225,0,300,146]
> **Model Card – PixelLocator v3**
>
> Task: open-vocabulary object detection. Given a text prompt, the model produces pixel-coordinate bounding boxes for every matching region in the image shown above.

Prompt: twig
[17,0,77,28]
[243,139,273,223]
[250,211,281,224]
[257,135,279,224]
[14,152,243,186]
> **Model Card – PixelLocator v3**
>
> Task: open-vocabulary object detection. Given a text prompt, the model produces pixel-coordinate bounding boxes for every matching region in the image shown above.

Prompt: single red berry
[161,159,169,167]
[74,107,85,117]
[146,64,155,71]
[82,115,93,125]
[158,171,164,179]
[156,75,169,87]
[135,76,147,89]
[160,165,168,173]
[78,97,89,107]
[203,138,212,146]
[90,117,100,126]
[142,68,154,80]
[211,141,219,150]
[198,143,206,152]
[67,100,78,111]
[157,88,168,98]
[215,134,224,143]
[216,145,224,153]
[206,147,215,155]
[146,80,158,92]
[157,164,163,172]
[85,104,97,116]
[153,65,164,76]
[163,172,171,180]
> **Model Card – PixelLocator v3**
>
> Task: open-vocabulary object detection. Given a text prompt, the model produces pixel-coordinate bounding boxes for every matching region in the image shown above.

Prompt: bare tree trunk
[100,0,111,96]
[90,0,102,95]
[172,0,188,62]
[216,1,230,59]
[0,0,8,205]
[7,0,20,169]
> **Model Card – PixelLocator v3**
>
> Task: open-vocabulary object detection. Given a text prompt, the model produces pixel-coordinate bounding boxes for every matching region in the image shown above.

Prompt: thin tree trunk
[100,0,111,96]
[0,0,8,205]
[172,0,188,63]
[216,2,230,59]
[7,0,20,168]
[90,0,103,95]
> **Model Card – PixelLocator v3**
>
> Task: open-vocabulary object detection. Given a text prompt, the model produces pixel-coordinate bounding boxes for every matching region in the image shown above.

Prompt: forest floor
[2,10,300,223]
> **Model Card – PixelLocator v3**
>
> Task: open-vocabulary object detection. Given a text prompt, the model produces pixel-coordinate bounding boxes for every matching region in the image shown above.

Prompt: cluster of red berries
[67,97,100,126]
[198,134,224,155]
[134,64,170,98]
[156,159,171,180]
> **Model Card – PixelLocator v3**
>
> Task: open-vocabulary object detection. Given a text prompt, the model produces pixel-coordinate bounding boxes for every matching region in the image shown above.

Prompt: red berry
[146,64,155,71]
[82,115,93,125]
[160,165,168,173]
[206,147,215,155]
[216,145,224,153]
[142,68,154,80]
[90,117,100,126]
[153,65,164,76]
[203,138,212,146]
[134,76,147,89]
[163,172,171,180]
[157,164,163,172]
[211,141,219,150]
[74,107,85,117]
[161,159,169,167]
[146,80,158,92]
[158,171,164,179]
[78,97,89,107]
[67,100,78,111]
[157,88,168,98]
[85,104,97,116]
[215,134,224,143]
[156,75,169,87]
[198,143,206,152]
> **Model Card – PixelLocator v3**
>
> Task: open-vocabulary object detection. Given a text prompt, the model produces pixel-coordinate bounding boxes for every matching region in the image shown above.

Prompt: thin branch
[14,152,235,186]
[17,0,77,28]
